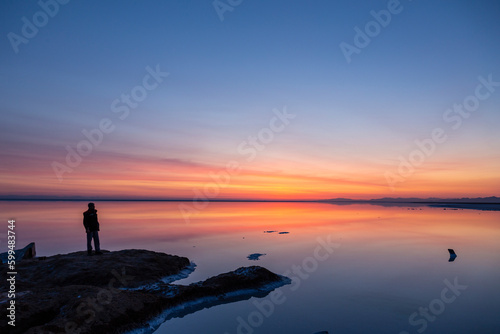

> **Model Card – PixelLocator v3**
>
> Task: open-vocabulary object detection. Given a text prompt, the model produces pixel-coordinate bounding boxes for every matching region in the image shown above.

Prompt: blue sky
[1,0,499,199]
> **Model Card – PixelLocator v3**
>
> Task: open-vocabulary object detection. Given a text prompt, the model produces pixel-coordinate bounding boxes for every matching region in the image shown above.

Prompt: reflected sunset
[4,201,498,258]
[2,200,499,333]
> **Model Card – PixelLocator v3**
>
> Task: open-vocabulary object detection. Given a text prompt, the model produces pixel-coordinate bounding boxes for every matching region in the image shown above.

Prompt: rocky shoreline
[0,249,290,333]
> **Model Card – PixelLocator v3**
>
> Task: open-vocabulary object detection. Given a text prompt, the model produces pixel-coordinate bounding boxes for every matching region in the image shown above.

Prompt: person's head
[88,202,95,210]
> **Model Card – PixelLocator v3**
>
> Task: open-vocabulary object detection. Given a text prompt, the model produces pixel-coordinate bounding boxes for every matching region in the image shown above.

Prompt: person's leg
[94,231,100,252]
[86,232,93,255]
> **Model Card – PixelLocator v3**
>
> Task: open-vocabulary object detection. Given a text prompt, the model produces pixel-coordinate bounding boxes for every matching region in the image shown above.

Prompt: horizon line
[0,196,499,203]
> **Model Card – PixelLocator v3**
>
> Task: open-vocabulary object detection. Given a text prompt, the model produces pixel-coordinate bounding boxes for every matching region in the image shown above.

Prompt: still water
[1,201,499,333]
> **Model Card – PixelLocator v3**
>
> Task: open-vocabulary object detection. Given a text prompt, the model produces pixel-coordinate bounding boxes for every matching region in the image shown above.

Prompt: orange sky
[1,145,498,200]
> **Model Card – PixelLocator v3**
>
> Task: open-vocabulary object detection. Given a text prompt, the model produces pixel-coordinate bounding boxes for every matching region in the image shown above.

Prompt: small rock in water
[247,253,266,261]
[448,248,457,262]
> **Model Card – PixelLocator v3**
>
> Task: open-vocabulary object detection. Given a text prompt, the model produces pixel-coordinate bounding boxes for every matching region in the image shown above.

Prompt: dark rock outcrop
[0,249,290,334]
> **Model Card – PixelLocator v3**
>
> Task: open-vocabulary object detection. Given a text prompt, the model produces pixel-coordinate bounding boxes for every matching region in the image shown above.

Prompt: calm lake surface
[2,201,499,333]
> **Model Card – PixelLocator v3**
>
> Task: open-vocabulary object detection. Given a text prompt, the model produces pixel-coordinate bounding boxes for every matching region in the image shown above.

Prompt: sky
[1,0,499,200]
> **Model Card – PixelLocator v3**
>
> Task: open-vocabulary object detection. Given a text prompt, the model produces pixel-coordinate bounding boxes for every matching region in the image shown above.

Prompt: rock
[2,249,190,291]
[247,253,266,260]
[138,266,291,326]
[448,248,457,262]
[0,242,36,264]
[0,249,290,334]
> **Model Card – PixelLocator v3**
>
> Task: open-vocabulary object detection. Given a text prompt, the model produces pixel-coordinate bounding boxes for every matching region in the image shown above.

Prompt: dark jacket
[83,209,100,232]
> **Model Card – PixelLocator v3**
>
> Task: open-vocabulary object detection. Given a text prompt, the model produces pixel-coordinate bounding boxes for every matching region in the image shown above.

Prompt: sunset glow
[1,1,499,200]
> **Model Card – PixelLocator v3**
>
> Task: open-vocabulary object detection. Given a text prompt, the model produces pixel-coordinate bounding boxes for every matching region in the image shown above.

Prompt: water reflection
[1,201,499,333]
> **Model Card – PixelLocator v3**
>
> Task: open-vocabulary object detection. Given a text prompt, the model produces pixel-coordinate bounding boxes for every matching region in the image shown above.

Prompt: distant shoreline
[1,197,499,210]
[1,197,498,203]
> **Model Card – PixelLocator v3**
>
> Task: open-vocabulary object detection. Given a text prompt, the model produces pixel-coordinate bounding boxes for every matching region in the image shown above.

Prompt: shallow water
[1,201,499,333]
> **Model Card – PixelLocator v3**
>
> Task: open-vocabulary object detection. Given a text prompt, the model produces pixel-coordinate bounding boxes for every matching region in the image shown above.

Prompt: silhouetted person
[83,202,102,256]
